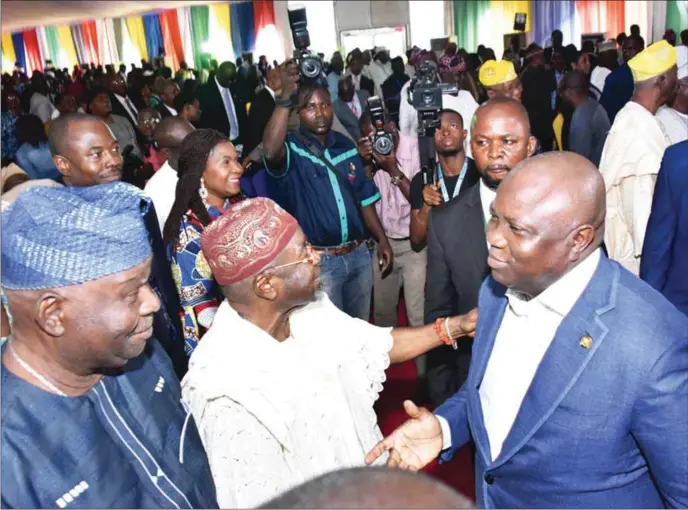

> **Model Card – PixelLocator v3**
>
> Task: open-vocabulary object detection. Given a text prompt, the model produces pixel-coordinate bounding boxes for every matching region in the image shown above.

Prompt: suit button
[484,474,495,485]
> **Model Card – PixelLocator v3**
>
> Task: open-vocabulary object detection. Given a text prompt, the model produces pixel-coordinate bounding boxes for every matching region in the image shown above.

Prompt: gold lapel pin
[579,335,593,349]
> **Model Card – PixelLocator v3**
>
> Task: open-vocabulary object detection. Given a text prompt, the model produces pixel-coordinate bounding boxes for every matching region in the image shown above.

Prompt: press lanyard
[437,158,469,203]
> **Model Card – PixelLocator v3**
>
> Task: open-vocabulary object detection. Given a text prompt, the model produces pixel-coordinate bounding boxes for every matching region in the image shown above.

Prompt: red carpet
[372,297,476,501]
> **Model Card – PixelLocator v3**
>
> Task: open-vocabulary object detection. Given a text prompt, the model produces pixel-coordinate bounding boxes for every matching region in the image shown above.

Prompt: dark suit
[425,181,489,405]
[641,141,688,316]
[156,104,175,119]
[243,87,275,158]
[110,93,138,129]
[195,79,248,146]
[333,90,369,141]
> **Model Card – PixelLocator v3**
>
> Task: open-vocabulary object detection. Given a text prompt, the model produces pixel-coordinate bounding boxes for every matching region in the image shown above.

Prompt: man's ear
[53,155,71,179]
[253,273,278,301]
[36,293,66,338]
[526,136,537,157]
[570,224,596,261]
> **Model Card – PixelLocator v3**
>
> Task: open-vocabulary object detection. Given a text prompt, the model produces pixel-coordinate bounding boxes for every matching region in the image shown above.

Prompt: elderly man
[478,60,523,102]
[49,113,188,378]
[1,183,218,508]
[366,152,688,508]
[181,197,478,508]
[655,44,688,145]
[599,41,678,275]
[424,97,536,405]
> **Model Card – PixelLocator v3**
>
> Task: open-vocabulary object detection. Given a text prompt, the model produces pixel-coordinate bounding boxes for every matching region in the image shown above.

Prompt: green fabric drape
[665,0,688,34]
[190,5,210,71]
[44,26,62,66]
[113,18,124,62]
[453,0,491,53]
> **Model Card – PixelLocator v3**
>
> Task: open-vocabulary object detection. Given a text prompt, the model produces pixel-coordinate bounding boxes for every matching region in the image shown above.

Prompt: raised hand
[364,400,443,471]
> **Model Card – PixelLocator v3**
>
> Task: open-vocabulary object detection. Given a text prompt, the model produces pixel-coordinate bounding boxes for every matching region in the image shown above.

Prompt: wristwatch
[391,174,405,187]
[275,97,293,108]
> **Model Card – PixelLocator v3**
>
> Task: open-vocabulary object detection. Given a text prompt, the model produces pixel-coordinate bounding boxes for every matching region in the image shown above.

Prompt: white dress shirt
[143,160,178,233]
[163,103,178,116]
[114,93,138,124]
[438,249,601,458]
[590,67,611,96]
[655,105,688,146]
[346,93,363,119]
[478,179,497,236]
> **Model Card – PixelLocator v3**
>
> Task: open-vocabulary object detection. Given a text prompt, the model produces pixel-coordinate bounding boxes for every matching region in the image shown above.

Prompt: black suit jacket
[425,182,490,405]
[156,104,175,119]
[243,88,275,157]
[109,93,138,129]
[195,79,249,146]
[359,75,375,97]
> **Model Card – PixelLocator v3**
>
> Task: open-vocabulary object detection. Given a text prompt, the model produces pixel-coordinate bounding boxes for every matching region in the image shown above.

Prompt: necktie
[222,87,239,140]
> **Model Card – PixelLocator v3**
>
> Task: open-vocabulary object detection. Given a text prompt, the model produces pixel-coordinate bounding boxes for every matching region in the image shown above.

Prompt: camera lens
[301,57,322,79]
[374,135,393,156]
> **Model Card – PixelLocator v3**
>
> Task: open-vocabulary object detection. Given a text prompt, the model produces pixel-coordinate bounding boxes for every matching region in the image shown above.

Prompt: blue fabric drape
[532,0,577,47]
[230,1,256,54]
[11,32,26,71]
[142,13,165,60]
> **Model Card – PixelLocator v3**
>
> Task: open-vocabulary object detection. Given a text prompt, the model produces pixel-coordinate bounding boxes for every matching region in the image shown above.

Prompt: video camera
[407,60,458,135]
[367,96,394,156]
[288,6,323,81]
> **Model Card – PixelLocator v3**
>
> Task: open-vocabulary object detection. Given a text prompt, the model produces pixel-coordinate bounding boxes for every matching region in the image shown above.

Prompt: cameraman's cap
[479,60,517,87]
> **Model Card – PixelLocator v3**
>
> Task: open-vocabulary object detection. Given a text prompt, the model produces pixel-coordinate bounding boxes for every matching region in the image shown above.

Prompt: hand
[278,61,300,101]
[357,136,374,163]
[377,239,393,276]
[372,150,399,175]
[364,400,443,470]
[422,183,443,207]
[447,307,478,339]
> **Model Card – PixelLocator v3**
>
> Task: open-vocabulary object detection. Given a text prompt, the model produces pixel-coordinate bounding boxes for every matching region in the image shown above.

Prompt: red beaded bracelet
[434,317,458,350]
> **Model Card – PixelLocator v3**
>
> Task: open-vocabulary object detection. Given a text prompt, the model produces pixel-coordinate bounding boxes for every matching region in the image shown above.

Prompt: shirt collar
[297,126,337,149]
[506,249,601,317]
[265,86,275,99]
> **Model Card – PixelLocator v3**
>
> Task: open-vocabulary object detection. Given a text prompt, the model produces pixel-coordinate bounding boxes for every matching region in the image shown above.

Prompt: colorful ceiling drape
[143,13,165,61]
[532,1,578,47]
[11,32,27,71]
[159,10,185,71]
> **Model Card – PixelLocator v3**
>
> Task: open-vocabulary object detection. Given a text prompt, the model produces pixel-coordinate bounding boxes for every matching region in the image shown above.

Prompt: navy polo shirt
[265,129,381,247]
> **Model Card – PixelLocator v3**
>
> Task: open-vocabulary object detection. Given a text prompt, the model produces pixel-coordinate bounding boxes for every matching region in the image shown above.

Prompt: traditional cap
[676,45,688,80]
[1,182,151,290]
[479,60,517,87]
[439,54,467,73]
[597,39,617,53]
[408,46,423,66]
[201,197,299,286]
[628,40,677,82]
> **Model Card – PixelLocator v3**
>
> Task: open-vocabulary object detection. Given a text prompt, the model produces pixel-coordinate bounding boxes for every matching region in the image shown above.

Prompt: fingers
[365,438,393,465]
[403,400,422,419]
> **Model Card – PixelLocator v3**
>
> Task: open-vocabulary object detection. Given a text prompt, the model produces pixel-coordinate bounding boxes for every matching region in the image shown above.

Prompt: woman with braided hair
[164,128,245,355]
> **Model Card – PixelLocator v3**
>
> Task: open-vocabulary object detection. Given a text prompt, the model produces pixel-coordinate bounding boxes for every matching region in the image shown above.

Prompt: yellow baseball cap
[628,40,677,82]
[479,60,518,87]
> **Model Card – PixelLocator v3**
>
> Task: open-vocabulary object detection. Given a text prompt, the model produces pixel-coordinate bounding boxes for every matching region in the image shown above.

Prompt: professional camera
[367,96,394,156]
[407,60,458,135]
[288,6,322,80]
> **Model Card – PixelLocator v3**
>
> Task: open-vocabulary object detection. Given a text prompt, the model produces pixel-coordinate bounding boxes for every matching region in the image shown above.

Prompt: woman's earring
[199,179,209,200]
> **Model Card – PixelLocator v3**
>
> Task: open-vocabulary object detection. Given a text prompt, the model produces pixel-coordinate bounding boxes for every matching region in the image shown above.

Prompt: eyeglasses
[140,118,161,126]
[264,243,319,272]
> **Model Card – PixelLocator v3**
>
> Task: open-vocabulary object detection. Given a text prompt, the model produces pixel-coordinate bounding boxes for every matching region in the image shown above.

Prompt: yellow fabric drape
[56,25,79,68]
[125,16,149,62]
[483,0,533,57]
[2,33,16,67]
[209,3,234,62]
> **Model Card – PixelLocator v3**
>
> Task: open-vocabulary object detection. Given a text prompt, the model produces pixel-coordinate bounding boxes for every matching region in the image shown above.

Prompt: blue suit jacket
[640,141,688,316]
[599,63,633,124]
[435,255,688,508]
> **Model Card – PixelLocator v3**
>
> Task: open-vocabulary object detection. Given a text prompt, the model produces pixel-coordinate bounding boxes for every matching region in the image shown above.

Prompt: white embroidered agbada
[598,101,668,275]
[181,292,392,508]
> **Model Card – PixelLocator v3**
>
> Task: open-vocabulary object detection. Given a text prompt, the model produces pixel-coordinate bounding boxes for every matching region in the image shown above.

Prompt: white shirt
[162,103,178,116]
[114,93,138,124]
[143,160,178,233]
[655,105,688,146]
[479,179,497,240]
[598,101,667,275]
[182,294,392,508]
[29,93,56,124]
[368,60,392,99]
[346,93,363,119]
[438,250,601,457]
[590,66,611,95]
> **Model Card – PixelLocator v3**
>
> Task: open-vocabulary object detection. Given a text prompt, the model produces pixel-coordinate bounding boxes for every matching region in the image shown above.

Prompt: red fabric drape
[159,10,184,72]
[575,0,625,40]
[81,20,100,65]
[23,29,43,73]
[253,0,276,34]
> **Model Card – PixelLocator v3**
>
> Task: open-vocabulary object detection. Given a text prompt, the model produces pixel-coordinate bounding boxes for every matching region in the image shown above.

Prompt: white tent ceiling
[1,0,226,32]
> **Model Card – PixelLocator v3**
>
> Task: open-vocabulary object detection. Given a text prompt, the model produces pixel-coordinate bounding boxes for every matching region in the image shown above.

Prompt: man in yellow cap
[479,60,523,102]
[598,40,678,275]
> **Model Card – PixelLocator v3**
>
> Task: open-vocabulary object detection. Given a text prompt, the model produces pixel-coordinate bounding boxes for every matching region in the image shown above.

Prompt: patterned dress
[169,196,244,356]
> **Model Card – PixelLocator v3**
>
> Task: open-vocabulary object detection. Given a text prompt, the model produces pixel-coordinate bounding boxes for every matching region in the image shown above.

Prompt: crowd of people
[1,20,687,510]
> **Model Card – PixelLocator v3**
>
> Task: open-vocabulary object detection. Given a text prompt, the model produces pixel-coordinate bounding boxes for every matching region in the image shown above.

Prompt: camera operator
[409,109,479,247]
[261,62,393,321]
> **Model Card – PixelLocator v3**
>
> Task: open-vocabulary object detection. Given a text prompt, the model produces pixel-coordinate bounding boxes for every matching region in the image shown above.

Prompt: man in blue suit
[640,141,688,316]
[366,152,688,508]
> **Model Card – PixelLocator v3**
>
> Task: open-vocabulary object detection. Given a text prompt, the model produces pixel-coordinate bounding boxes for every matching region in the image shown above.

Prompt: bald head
[486,151,605,297]
[49,113,108,157]
[472,96,530,133]
[259,467,474,509]
[153,117,195,170]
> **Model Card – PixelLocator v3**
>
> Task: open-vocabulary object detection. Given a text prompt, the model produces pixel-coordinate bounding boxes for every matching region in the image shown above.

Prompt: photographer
[261,62,393,321]
[409,109,479,246]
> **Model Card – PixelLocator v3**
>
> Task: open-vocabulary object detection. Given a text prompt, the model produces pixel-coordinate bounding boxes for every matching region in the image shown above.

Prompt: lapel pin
[579,335,593,349]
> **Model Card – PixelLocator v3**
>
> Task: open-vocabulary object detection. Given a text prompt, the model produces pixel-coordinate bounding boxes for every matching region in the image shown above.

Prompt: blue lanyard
[437,158,469,203]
